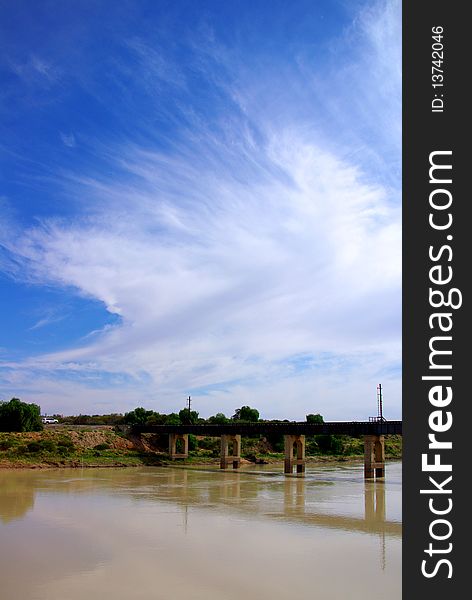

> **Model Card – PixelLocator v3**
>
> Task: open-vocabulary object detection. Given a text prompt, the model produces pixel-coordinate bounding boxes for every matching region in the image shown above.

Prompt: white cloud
[0,1,401,419]
[60,132,77,148]
[9,55,59,85]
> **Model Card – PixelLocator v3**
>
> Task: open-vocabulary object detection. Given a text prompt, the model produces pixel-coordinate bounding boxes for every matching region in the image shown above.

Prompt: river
[0,461,401,599]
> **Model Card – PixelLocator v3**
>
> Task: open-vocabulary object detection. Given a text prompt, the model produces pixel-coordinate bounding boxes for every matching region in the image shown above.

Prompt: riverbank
[0,428,402,469]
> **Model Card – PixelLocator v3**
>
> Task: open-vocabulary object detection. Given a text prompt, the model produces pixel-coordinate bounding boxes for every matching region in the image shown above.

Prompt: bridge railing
[129,420,402,436]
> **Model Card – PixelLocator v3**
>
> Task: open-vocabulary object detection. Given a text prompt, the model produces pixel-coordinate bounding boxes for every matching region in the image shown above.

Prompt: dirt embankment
[0,426,164,469]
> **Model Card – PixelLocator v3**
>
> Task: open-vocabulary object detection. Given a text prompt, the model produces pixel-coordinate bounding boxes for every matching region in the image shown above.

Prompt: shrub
[94,443,110,451]
[306,413,324,424]
[207,413,229,425]
[39,440,57,452]
[26,441,42,453]
[57,446,72,456]
[197,437,218,450]
[165,413,181,425]
[57,437,74,448]
[0,438,15,451]
[123,407,166,426]
[0,398,43,432]
[313,434,344,455]
[179,409,199,425]
[265,433,284,452]
[232,406,259,422]
[305,437,319,455]
[57,438,75,455]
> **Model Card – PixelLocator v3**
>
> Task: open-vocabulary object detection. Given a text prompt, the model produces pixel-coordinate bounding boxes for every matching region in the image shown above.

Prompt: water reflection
[0,464,399,537]
[365,481,386,521]
[0,472,35,524]
[364,482,388,571]
[0,463,401,600]
[284,476,306,510]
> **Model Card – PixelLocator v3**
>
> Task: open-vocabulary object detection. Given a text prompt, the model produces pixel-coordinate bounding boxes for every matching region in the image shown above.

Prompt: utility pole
[187,395,191,413]
[377,383,383,421]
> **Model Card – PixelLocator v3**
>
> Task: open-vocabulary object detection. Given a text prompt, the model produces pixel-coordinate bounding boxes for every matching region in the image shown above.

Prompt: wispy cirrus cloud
[59,132,76,148]
[29,314,66,331]
[8,55,59,87]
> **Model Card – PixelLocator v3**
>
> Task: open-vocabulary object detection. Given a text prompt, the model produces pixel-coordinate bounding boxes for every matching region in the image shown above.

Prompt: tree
[178,408,199,425]
[232,406,259,422]
[123,407,155,425]
[208,412,229,424]
[165,412,181,425]
[146,412,167,425]
[0,398,43,432]
[314,434,343,455]
[306,413,324,424]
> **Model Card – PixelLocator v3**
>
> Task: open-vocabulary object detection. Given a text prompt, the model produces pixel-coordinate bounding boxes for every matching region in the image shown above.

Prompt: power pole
[377,383,383,421]
[187,395,191,413]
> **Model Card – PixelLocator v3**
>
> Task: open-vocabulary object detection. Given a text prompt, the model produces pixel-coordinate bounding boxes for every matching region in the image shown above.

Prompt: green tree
[146,412,167,425]
[0,398,43,432]
[208,412,229,424]
[123,407,155,425]
[232,406,260,422]
[306,413,324,424]
[179,408,199,425]
[165,412,181,425]
[71,414,92,425]
[314,434,343,455]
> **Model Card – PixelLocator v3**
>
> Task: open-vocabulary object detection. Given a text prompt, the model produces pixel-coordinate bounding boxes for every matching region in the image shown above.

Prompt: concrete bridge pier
[364,435,385,479]
[284,434,306,475]
[220,434,241,469]
[168,433,189,459]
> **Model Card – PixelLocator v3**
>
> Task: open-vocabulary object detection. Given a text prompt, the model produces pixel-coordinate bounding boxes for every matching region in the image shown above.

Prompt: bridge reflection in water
[170,467,399,570]
[1,466,400,539]
[150,465,401,542]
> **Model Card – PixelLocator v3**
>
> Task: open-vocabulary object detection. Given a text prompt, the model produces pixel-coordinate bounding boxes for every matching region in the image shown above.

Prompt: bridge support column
[168,433,189,459]
[220,434,241,469]
[364,435,385,479]
[284,435,306,475]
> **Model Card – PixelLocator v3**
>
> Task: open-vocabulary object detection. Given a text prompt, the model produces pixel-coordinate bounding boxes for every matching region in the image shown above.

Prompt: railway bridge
[130,420,402,479]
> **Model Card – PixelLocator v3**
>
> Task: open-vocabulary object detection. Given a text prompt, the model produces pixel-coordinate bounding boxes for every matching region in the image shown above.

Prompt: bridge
[129,420,402,479]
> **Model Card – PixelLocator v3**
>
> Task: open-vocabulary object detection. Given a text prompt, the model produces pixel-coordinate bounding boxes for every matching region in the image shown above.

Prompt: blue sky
[0,0,401,420]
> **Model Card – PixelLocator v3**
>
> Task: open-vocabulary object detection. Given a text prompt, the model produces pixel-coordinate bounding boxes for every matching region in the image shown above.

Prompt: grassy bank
[0,427,402,469]
[0,427,162,468]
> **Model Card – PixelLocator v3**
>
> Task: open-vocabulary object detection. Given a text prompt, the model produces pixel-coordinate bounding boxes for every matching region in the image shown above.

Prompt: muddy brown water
[0,461,401,599]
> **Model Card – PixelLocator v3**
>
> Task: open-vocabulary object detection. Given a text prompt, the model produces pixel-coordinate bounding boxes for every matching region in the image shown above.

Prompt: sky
[0,0,401,421]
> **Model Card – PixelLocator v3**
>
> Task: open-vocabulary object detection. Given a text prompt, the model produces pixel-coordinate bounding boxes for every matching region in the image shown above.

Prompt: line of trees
[0,397,326,433]
[0,399,380,457]
[121,405,262,426]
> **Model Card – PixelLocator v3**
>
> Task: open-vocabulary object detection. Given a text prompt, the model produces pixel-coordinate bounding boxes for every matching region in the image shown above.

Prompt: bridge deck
[131,421,402,436]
